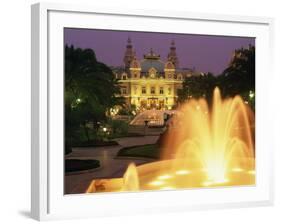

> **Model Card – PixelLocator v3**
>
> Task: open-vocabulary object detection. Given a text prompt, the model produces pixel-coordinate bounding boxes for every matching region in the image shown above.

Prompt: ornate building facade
[114,38,199,111]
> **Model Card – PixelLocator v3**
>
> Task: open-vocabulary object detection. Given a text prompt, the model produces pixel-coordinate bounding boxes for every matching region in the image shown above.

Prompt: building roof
[140,58,165,73]
[139,48,164,73]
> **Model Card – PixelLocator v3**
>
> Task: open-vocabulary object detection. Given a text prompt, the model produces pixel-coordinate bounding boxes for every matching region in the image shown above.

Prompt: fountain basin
[86,158,255,193]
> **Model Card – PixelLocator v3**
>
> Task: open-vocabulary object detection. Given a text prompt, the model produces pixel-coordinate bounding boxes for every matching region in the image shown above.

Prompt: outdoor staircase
[128,125,145,135]
[128,125,163,136]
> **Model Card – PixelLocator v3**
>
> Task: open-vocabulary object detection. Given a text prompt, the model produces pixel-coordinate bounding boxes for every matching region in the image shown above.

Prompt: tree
[219,45,255,98]
[177,45,255,110]
[64,45,123,154]
[178,72,216,104]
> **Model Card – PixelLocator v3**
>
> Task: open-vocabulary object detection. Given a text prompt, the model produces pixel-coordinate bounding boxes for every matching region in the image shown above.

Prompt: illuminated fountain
[86,88,255,193]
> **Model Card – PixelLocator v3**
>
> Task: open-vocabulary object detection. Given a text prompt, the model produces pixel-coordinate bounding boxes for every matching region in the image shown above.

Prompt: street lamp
[102,127,107,140]
[249,91,254,99]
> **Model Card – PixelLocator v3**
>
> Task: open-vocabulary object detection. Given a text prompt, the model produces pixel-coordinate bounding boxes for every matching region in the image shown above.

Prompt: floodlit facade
[114,38,199,111]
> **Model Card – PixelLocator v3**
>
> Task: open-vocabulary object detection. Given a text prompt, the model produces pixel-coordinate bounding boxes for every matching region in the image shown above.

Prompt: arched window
[148,67,157,78]
[142,87,146,94]
[151,87,155,94]
[122,74,127,80]
[134,73,138,78]
[122,87,127,94]
[168,87,172,95]
[160,87,164,94]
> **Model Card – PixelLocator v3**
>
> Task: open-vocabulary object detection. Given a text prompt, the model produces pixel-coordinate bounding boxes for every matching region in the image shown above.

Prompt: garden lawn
[117,144,161,159]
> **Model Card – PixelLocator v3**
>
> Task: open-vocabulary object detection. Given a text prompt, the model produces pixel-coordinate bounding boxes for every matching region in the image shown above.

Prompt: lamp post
[102,127,107,140]
[144,120,149,136]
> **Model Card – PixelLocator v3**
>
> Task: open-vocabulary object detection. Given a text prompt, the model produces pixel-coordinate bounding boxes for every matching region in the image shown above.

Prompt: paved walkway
[65,136,159,194]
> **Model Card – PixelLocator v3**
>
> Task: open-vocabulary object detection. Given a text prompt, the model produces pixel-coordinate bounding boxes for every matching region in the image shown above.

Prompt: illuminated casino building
[114,38,201,110]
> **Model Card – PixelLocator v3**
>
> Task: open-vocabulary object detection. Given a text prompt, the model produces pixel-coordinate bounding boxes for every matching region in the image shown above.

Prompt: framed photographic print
[31,2,274,221]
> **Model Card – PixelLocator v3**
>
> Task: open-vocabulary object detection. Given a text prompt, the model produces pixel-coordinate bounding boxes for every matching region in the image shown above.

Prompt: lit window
[149,67,157,78]
[151,87,155,94]
[168,87,171,95]
[122,87,127,94]
[142,87,146,94]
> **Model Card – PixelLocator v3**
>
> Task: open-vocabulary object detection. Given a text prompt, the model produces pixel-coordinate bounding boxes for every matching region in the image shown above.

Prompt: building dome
[140,59,165,73]
[140,48,165,74]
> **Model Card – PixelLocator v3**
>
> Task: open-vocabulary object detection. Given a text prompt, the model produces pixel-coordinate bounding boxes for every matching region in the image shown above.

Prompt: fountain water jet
[161,87,254,185]
[122,163,139,191]
[160,87,255,186]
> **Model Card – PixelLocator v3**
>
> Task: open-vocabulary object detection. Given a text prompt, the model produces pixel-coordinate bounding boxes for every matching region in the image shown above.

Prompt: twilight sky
[64,28,255,75]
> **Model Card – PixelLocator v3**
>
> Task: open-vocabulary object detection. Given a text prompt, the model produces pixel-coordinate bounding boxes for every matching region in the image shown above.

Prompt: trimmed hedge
[65,159,100,173]
[71,140,118,148]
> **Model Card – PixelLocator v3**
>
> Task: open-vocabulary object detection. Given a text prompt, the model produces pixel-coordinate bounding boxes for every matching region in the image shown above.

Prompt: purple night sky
[64,28,255,75]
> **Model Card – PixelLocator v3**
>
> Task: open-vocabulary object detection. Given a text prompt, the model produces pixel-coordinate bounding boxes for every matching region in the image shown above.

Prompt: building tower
[123,37,135,72]
[167,40,179,68]
[129,54,141,79]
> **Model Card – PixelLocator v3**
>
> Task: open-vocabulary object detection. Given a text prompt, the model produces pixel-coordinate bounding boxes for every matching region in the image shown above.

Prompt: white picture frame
[31,2,275,221]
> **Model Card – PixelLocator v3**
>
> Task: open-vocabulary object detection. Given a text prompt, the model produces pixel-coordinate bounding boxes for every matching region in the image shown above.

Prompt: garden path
[65,135,159,194]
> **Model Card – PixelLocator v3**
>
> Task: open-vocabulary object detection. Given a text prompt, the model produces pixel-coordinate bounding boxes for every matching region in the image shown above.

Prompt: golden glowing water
[86,88,255,193]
